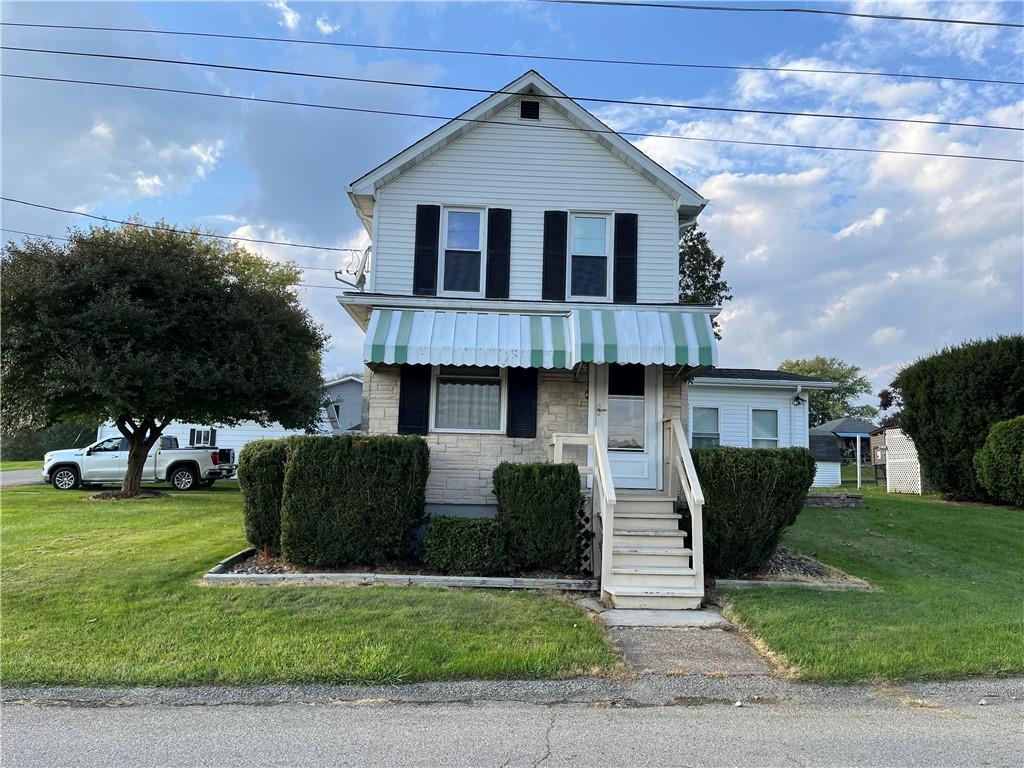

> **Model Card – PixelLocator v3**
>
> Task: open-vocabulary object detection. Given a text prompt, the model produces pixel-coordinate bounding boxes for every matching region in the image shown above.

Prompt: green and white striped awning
[364,308,716,369]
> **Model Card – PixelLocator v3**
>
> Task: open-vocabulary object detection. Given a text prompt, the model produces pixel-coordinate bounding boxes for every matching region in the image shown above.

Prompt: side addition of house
[338,70,830,608]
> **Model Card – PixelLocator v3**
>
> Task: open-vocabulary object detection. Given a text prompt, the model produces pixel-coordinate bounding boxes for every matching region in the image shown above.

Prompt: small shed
[810,433,843,487]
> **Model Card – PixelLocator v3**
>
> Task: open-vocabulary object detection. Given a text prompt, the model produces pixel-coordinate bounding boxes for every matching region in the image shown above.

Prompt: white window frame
[567,212,613,302]
[689,405,720,448]
[429,365,508,435]
[750,408,780,449]
[193,428,215,447]
[438,206,486,298]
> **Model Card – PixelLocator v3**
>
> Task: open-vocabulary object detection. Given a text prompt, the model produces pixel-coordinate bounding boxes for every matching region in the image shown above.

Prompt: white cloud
[315,15,340,35]
[90,121,113,140]
[835,207,888,239]
[266,0,300,32]
[134,174,164,197]
[871,326,905,346]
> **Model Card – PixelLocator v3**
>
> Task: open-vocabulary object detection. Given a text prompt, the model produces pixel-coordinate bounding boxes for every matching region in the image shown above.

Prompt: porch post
[856,434,862,489]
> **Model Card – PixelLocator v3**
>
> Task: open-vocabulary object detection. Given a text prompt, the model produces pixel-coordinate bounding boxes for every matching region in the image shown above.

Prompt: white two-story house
[339,71,832,608]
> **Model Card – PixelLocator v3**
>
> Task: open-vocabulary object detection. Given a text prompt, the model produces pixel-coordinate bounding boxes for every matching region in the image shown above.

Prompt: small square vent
[520,100,540,120]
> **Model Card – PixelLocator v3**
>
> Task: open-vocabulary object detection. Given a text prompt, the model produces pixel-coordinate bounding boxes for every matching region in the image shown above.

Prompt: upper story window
[751,409,779,449]
[691,407,720,448]
[439,207,485,297]
[568,213,611,300]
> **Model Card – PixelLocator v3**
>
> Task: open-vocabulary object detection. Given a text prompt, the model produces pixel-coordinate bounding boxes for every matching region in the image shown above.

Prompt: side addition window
[568,213,611,299]
[440,208,484,295]
[751,409,779,449]
[691,407,720,448]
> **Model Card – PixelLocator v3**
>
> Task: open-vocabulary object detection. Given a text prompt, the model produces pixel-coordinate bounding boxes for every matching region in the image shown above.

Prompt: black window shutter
[412,205,440,296]
[210,428,217,446]
[189,428,196,445]
[398,365,432,435]
[613,213,638,304]
[485,208,512,299]
[541,211,567,301]
[506,367,538,438]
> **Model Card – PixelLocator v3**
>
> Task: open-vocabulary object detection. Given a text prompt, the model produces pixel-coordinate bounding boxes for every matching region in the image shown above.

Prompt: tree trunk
[116,416,167,497]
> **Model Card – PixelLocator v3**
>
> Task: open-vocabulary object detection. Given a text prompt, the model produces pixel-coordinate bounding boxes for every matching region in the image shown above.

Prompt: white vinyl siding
[687,385,809,449]
[813,461,842,487]
[370,100,680,302]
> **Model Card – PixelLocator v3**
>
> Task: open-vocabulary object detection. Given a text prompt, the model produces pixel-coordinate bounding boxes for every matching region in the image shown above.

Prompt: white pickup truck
[43,435,236,491]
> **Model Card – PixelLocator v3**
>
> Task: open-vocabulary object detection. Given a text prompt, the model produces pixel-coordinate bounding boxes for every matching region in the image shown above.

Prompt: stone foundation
[805,492,864,508]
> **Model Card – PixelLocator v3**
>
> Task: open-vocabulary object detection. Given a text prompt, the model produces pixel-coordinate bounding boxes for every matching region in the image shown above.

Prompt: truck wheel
[50,466,81,490]
[170,465,199,491]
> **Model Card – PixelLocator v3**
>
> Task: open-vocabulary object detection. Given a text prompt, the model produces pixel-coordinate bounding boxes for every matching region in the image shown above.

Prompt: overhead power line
[5,72,1021,164]
[0,196,363,256]
[6,45,1019,133]
[0,227,350,288]
[532,0,1024,28]
[2,21,1019,86]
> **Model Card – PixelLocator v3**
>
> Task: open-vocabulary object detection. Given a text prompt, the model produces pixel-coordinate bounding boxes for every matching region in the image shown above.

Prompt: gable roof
[347,70,707,230]
[810,417,877,436]
[324,375,363,387]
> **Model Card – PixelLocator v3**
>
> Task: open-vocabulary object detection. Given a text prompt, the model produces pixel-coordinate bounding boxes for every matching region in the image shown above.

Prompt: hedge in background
[423,517,507,576]
[237,436,313,555]
[493,462,581,572]
[894,335,1024,501]
[693,447,816,578]
[280,434,429,567]
[974,416,1024,507]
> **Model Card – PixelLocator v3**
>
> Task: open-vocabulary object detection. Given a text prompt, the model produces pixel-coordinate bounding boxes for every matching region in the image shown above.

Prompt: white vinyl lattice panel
[885,428,922,495]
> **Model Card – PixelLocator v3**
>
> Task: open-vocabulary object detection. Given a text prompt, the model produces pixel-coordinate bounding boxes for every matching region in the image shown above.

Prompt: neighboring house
[687,368,838,486]
[810,417,877,461]
[97,376,362,453]
[338,70,826,609]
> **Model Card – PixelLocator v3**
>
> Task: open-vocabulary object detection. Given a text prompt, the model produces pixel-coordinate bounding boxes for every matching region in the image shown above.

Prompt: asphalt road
[4,679,1022,767]
[0,469,43,487]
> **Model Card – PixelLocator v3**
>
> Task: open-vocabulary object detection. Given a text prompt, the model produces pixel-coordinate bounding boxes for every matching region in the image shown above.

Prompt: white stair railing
[550,431,616,601]
[663,418,705,595]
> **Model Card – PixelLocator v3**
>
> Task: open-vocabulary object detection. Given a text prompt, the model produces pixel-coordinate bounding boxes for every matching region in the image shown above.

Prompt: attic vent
[520,100,540,120]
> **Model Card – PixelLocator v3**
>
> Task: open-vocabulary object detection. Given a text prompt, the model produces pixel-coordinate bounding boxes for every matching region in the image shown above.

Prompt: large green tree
[678,225,732,339]
[1,224,329,496]
[779,356,878,427]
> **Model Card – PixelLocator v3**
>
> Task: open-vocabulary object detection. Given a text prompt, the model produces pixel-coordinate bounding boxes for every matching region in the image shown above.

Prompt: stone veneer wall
[362,363,690,507]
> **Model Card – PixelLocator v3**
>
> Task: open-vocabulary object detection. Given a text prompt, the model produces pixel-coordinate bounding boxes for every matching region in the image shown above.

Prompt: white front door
[591,364,661,490]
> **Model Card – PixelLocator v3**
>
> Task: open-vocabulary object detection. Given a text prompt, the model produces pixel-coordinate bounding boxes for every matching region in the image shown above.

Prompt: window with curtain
[441,208,483,294]
[569,213,610,298]
[691,407,720,448]
[433,366,503,432]
[751,409,779,448]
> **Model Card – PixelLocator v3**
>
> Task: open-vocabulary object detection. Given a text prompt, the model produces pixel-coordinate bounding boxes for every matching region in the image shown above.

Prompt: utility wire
[0,196,363,255]
[5,72,1021,164]
[7,45,1019,133]
[2,21,1018,87]
[0,227,348,288]
[532,0,1024,28]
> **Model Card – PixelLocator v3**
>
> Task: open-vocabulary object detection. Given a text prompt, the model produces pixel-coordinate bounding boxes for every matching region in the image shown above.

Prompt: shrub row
[693,446,816,578]
[974,416,1024,507]
[423,517,507,576]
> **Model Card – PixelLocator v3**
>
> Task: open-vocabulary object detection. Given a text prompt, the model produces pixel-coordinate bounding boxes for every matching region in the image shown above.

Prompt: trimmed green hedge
[974,416,1024,507]
[693,446,816,578]
[493,462,582,572]
[280,434,429,568]
[237,438,302,554]
[423,517,507,576]
[894,335,1024,501]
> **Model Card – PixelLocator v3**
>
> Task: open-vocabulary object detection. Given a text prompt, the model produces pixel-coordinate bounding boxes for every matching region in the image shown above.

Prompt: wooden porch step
[605,585,703,610]
[612,566,696,576]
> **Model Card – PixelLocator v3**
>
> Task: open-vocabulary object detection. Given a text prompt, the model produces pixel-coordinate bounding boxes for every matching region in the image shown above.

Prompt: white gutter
[690,377,836,391]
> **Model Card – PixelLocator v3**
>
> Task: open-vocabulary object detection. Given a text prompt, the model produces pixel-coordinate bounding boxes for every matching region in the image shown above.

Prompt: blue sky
[2,1,1022,403]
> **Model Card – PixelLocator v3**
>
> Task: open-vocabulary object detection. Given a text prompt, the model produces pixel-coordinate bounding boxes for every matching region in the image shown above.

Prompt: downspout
[791,385,803,446]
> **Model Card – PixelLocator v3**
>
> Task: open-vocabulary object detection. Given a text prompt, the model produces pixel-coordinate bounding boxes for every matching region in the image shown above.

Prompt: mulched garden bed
[91,490,169,501]
[747,547,867,585]
[226,550,587,581]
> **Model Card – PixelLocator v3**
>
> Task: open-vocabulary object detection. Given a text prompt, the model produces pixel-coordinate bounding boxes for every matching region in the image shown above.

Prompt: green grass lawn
[0,484,615,686]
[724,487,1024,682]
[0,460,40,472]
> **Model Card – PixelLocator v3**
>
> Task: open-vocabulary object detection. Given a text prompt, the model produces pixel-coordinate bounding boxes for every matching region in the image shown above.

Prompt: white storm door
[591,364,661,490]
